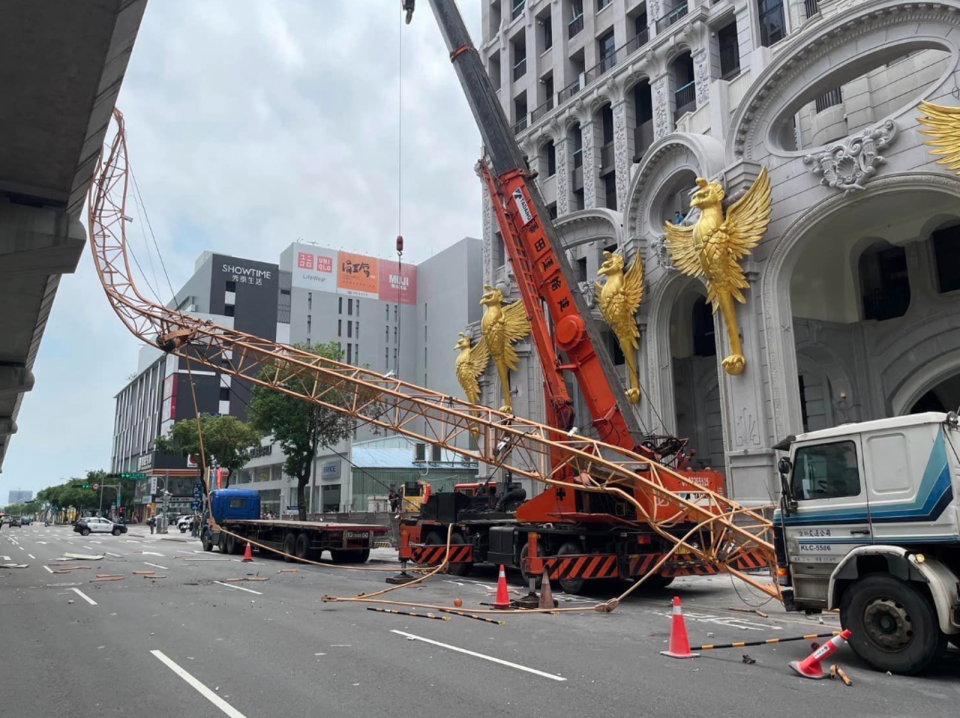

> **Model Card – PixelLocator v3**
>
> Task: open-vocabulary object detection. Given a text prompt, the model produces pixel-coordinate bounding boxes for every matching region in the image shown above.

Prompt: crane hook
[402,0,415,24]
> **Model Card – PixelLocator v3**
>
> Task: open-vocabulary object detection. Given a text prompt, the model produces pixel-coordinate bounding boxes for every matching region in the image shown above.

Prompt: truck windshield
[791,440,861,501]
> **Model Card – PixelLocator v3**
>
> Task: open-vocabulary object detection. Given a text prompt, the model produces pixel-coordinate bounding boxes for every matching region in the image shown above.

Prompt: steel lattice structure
[88,109,780,598]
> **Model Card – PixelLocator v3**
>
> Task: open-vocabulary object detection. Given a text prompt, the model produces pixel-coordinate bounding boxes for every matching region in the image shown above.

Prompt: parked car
[74,517,127,536]
[6,517,21,527]
[177,516,193,532]
[20,516,31,526]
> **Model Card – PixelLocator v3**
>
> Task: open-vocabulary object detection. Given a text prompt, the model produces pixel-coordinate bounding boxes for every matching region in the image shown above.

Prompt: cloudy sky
[3,1,483,502]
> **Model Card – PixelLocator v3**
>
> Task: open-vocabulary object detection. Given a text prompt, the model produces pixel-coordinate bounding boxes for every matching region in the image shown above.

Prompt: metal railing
[513,57,527,81]
[656,3,689,33]
[584,52,617,86]
[568,13,584,38]
[512,0,526,20]
[815,87,843,113]
[600,142,615,172]
[674,80,697,117]
[572,147,583,168]
[623,27,650,55]
[804,0,820,17]
[513,114,529,135]
[558,77,581,104]
[530,95,556,124]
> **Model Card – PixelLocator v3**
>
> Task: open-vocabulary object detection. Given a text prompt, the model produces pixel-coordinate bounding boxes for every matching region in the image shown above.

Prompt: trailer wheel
[840,574,946,674]
[202,530,214,552]
[294,532,312,560]
[447,531,472,576]
[282,532,296,562]
[218,532,228,554]
[555,541,586,595]
[225,533,238,555]
[637,574,674,591]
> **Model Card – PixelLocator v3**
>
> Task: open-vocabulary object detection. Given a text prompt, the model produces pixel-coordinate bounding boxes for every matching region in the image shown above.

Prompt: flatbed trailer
[201,489,388,564]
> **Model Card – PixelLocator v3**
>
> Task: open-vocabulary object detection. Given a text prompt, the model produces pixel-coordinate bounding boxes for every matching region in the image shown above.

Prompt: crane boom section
[427,0,645,447]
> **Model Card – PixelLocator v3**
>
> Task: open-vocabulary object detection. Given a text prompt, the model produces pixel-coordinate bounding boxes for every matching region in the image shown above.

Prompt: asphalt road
[1,523,958,717]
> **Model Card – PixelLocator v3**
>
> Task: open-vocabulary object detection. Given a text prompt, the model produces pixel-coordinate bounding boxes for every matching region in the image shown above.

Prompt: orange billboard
[337,252,379,298]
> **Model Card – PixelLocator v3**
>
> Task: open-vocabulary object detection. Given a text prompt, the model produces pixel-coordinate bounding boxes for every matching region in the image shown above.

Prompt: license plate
[675,545,691,555]
[345,531,369,539]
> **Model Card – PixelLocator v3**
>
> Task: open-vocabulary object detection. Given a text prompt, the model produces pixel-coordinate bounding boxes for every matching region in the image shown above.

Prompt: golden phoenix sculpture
[454,285,530,414]
[595,250,644,404]
[664,167,771,376]
[918,100,960,172]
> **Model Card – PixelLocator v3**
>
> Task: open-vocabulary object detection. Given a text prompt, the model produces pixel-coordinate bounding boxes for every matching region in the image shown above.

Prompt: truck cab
[775,411,960,674]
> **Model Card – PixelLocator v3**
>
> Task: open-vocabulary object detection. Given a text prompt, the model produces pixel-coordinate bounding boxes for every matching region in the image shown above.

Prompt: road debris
[742,654,756,665]
[60,553,104,561]
[367,606,450,621]
[0,563,29,569]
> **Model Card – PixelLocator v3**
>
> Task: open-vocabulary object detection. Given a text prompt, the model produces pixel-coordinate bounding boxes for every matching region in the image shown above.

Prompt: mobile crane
[396,0,758,592]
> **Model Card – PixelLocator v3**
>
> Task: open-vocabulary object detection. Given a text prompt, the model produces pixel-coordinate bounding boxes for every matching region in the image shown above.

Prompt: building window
[495,231,506,267]
[574,188,585,211]
[356,300,360,317]
[280,288,290,296]
[569,0,584,38]
[308,292,312,310]
[513,36,527,81]
[385,325,389,342]
[542,14,553,50]
[385,347,390,370]
[597,0,612,9]
[692,296,716,357]
[355,344,359,365]
[815,87,843,114]
[932,223,960,293]
[598,30,616,73]
[339,296,343,314]
[543,140,556,176]
[219,387,230,402]
[859,242,910,321]
[226,280,237,292]
[348,298,353,315]
[394,305,398,321]
[225,304,235,317]
[432,444,442,462]
[576,257,588,283]
[602,173,617,211]
[338,319,342,337]
[386,305,390,320]
[758,0,786,47]
[347,321,352,338]
[570,124,583,168]
[394,326,398,343]
[307,315,312,333]
[718,21,740,79]
[548,202,558,219]
[347,344,352,364]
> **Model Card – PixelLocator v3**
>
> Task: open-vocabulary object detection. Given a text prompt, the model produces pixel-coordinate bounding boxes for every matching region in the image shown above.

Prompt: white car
[177,516,194,532]
[74,517,127,536]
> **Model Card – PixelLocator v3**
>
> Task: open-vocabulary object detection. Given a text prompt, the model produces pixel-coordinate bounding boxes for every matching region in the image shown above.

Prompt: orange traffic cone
[790,630,852,679]
[242,542,253,562]
[660,596,698,659]
[493,565,511,610]
[538,571,556,610]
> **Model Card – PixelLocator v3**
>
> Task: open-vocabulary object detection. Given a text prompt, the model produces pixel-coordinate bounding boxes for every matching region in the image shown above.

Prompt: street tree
[248,342,355,520]
[156,414,260,489]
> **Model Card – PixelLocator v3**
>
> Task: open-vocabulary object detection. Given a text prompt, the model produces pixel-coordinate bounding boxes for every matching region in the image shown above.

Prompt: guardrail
[656,3,688,33]
[568,13,584,38]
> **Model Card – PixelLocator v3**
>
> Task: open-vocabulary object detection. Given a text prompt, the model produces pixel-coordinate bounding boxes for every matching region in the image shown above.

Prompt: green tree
[156,414,260,488]
[248,342,355,520]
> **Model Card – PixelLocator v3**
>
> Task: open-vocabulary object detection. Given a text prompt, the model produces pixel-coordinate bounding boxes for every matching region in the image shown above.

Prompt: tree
[248,342,355,520]
[156,414,260,488]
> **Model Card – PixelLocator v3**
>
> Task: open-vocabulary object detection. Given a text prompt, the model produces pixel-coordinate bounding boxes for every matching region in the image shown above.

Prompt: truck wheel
[202,531,214,552]
[839,574,947,674]
[225,533,240,555]
[283,532,297,562]
[218,533,228,553]
[637,574,674,591]
[555,541,586,595]
[294,532,312,560]
[519,542,542,589]
[447,531,471,577]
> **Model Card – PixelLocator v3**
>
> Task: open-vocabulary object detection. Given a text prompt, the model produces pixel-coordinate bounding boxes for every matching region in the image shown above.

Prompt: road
[1,523,958,717]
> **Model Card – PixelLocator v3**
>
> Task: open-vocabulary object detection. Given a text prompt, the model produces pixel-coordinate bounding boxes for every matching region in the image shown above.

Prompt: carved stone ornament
[649,235,676,273]
[802,120,898,194]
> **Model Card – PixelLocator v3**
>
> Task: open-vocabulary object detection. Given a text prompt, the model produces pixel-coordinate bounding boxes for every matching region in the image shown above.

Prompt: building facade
[7,490,32,505]
[478,0,960,502]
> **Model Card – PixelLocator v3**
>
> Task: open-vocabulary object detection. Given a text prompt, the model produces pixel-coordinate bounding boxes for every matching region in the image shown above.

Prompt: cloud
[2,0,483,499]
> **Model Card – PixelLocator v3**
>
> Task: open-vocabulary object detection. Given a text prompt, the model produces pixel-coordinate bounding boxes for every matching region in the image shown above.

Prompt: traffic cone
[242,542,253,563]
[660,596,698,659]
[493,565,511,609]
[789,629,852,679]
[538,571,556,610]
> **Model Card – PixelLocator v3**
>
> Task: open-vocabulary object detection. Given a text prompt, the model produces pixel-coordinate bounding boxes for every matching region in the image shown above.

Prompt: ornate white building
[472,0,960,502]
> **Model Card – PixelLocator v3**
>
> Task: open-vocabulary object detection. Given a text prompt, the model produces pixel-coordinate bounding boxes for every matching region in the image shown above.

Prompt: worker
[147,515,156,534]
[388,488,400,513]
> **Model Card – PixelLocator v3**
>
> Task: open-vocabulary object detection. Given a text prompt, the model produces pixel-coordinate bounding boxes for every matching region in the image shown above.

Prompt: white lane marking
[28,554,35,559]
[0,555,9,561]
[42,566,54,574]
[140,551,164,557]
[144,562,169,570]
[19,546,25,551]
[82,545,94,550]
[151,650,248,718]
[213,581,262,596]
[106,552,122,558]
[35,541,48,545]
[70,588,97,606]
[390,630,566,682]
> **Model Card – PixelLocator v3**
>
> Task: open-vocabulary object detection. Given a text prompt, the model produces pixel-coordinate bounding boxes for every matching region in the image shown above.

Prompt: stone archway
[762,172,960,440]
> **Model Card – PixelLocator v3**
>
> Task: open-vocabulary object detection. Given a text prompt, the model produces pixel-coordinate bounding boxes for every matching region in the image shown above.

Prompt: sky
[2,1,484,503]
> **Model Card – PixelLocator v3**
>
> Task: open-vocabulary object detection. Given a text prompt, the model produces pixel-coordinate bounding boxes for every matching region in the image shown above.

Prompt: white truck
[774,411,960,674]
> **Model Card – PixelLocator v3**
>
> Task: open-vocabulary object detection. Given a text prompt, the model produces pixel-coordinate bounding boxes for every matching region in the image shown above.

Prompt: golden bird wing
[918,100,960,172]
[721,166,772,263]
[623,252,645,314]
[499,300,531,371]
[664,222,701,278]
[455,336,489,405]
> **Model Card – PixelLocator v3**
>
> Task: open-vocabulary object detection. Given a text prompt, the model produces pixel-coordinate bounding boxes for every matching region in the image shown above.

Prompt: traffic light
[81,484,90,490]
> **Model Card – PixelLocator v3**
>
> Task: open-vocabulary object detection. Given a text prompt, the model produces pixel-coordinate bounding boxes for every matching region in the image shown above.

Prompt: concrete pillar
[555,129,570,216]
[582,119,598,209]
[613,99,632,212]
[652,73,672,140]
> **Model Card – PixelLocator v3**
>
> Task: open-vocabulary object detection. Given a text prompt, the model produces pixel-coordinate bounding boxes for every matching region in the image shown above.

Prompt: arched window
[931,222,960,294]
[692,297,716,357]
[858,241,910,321]
[540,140,557,177]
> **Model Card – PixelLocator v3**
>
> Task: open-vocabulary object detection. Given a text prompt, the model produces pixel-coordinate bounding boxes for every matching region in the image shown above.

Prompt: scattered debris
[729,607,768,618]
[90,576,125,582]
[224,577,270,583]
[742,654,756,665]
[833,666,853,686]
[95,574,124,579]
[0,563,29,569]
[60,553,104,561]
[146,575,167,579]
[132,571,155,576]
[277,569,298,574]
